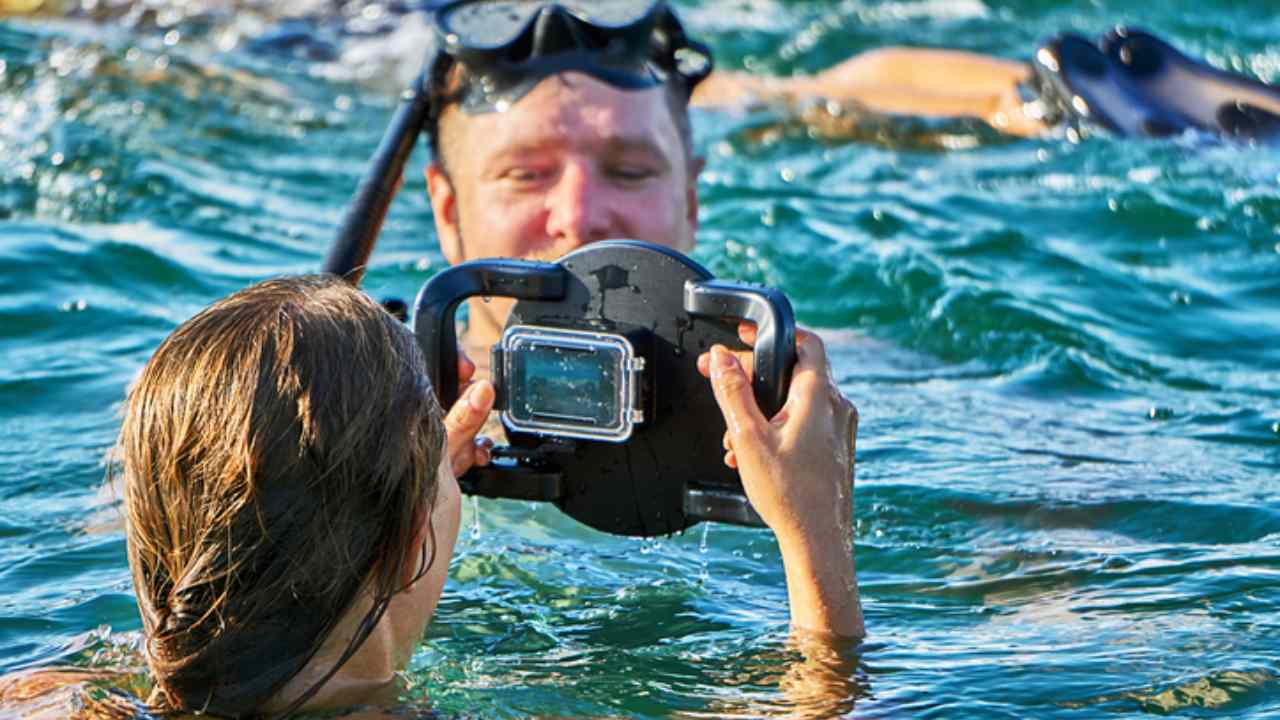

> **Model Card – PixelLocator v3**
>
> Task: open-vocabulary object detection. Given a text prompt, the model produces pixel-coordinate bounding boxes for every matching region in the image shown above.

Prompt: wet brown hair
[116,274,445,717]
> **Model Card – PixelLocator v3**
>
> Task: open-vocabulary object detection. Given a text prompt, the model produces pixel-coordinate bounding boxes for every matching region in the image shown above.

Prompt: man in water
[419,1,866,642]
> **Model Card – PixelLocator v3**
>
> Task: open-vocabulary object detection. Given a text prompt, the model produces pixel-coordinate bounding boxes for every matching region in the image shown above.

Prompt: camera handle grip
[413,260,568,407]
[683,280,797,418]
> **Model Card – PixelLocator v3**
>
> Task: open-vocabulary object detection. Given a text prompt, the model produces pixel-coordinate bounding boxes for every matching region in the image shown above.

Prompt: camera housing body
[414,240,795,537]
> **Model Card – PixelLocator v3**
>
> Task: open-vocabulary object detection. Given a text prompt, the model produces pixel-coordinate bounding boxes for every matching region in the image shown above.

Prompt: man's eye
[607,165,657,182]
[504,167,549,183]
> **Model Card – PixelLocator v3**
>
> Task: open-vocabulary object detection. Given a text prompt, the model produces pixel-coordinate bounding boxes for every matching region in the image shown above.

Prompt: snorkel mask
[428,0,714,115]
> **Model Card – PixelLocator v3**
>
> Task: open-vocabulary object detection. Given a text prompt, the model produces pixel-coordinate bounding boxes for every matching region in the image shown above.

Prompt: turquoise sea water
[2,0,1279,717]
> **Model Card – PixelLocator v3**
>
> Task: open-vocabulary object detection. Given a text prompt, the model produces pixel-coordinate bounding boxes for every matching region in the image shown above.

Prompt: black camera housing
[414,240,795,537]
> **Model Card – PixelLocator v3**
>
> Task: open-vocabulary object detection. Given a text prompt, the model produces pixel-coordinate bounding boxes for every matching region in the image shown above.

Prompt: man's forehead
[446,73,680,158]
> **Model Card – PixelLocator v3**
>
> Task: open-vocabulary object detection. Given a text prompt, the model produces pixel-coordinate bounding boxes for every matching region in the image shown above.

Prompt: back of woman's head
[117,275,445,717]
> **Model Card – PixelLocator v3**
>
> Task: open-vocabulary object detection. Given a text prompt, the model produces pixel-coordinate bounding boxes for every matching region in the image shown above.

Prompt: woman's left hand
[442,347,495,477]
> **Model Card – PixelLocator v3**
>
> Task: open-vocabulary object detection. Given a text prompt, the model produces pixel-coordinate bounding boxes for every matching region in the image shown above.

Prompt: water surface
[2,1,1279,717]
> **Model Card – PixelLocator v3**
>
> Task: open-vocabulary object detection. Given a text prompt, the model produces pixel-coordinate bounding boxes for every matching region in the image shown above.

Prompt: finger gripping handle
[683,280,797,417]
[413,260,568,406]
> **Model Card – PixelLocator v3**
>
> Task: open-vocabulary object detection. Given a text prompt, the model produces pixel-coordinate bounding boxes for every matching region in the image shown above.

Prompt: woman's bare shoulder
[1,667,443,719]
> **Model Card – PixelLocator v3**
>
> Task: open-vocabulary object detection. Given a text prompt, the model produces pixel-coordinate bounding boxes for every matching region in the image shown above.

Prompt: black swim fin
[1102,27,1280,142]
[1218,102,1280,141]
[1032,32,1195,138]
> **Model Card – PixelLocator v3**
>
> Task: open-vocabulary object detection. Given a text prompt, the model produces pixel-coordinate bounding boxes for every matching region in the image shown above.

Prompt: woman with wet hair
[0,275,494,718]
[117,274,495,716]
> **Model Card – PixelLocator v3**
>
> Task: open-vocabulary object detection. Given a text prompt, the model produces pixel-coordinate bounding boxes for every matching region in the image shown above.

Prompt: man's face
[426,73,701,266]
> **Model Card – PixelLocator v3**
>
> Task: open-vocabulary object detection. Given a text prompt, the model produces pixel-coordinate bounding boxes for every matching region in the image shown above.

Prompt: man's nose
[544,162,614,247]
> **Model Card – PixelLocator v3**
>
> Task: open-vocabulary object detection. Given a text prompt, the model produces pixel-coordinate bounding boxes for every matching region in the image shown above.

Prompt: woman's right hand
[698,324,864,639]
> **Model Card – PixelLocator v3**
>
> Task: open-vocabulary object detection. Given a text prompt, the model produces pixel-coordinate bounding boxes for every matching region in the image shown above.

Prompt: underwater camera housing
[413,240,796,537]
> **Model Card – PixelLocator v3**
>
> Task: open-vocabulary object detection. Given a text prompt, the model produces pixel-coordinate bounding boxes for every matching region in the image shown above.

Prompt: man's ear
[427,161,464,265]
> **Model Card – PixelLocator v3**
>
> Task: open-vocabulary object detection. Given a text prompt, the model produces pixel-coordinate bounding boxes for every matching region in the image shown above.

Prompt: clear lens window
[511,343,620,426]
[499,326,641,442]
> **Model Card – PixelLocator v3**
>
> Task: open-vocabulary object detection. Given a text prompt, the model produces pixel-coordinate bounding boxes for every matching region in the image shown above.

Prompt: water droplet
[50,153,64,167]
[163,30,180,46]
[216,29,240,52]
[88,168,103,182]
[468,495,481,540]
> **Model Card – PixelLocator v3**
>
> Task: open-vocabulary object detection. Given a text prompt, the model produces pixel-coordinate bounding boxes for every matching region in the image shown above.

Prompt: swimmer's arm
[773,509,863,639]
[699,327,865,639]
[692,47,1045,137]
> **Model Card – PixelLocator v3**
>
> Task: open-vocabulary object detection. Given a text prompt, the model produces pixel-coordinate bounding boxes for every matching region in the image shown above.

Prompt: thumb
[445,380,494,476]
[708,345,769,451]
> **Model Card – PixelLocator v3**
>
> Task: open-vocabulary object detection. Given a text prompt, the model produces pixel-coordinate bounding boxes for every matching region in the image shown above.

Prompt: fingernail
[468,380,493,411]
[711,345,735,374]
